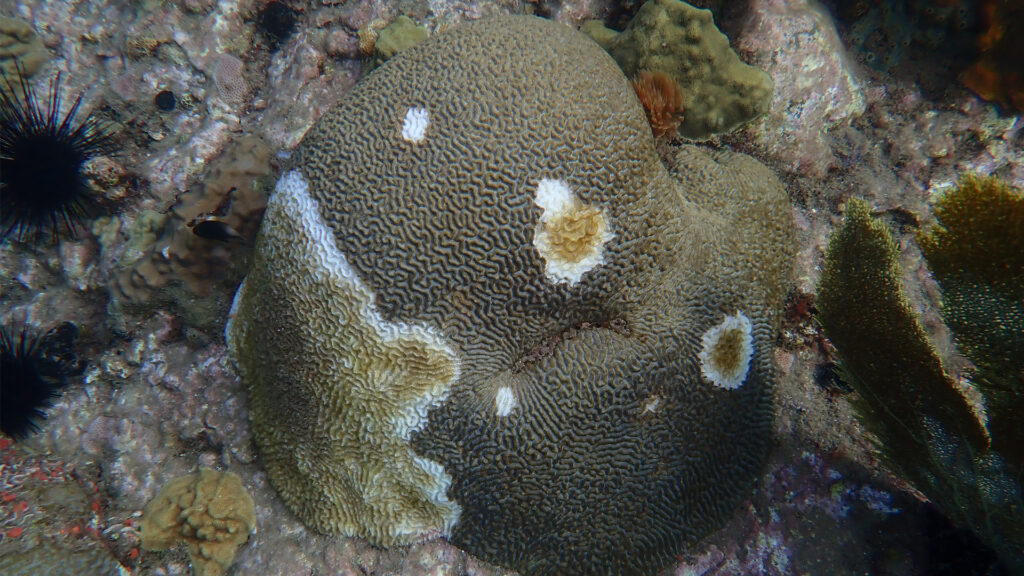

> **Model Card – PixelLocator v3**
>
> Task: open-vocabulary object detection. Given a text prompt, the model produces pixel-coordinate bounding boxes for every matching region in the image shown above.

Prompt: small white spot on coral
[494,386,517,417]
[532,178,615,286]
[641,395,662,414]
[401,107,429,143]
[698,311,754,390]
[534,178,576,215]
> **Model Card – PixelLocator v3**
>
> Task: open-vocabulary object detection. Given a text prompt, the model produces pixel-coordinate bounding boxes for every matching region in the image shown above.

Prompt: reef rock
[226,15,794,576]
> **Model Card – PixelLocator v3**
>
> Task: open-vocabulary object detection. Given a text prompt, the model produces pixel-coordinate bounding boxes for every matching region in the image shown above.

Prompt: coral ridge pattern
[227,15,795,576]
[227,170,462,544]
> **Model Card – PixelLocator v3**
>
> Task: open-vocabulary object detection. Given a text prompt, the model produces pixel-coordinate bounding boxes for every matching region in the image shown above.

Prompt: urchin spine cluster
[0,325,65,439]
[1,69,115,243]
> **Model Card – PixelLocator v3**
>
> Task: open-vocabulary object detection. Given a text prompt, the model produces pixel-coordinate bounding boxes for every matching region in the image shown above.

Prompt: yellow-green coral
[918,174,1024,473]
[140,469,256,576]
[817,199,988,456]
[582,0,773,138]
[817,191,1024,574]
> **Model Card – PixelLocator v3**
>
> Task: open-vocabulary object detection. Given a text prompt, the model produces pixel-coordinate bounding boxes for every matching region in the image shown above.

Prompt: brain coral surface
[226,15,795,576]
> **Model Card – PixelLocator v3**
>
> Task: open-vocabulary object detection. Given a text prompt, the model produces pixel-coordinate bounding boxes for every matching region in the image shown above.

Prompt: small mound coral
[0,17,49,80]
[632,70,684,138]
[140,468,256,576]
[817,177,1024,573]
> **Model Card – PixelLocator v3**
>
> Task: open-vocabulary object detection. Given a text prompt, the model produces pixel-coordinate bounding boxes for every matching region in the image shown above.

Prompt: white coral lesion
[400,107,430,143]
[532,178,615,286]
[698,311,753,390]
[494,385,517,417]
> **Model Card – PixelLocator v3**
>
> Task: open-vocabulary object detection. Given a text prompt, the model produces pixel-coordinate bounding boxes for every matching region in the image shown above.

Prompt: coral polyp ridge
[0,67,116,244]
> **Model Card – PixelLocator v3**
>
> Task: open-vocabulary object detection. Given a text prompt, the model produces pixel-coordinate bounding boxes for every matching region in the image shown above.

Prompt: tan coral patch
[140,468,255,576]
[544,204,607,263]
[532,178,614,285]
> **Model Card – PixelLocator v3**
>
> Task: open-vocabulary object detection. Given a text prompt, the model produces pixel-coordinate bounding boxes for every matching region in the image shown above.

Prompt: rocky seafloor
[0,0,1020,574]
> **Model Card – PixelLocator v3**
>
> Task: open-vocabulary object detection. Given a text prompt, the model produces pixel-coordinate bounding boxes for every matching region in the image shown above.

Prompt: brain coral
[226,15,794,576]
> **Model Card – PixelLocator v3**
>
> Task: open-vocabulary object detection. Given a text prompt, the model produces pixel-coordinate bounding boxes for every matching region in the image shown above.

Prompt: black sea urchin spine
[0,322,81,440]
[1,68,116,243]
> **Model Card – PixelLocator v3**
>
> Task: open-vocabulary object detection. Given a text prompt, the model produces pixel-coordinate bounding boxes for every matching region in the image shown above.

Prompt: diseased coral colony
[227,12,794,576]
[817,175,1024,573]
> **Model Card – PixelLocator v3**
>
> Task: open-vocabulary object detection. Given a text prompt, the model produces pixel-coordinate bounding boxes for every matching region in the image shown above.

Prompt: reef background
[0,0,1021,574]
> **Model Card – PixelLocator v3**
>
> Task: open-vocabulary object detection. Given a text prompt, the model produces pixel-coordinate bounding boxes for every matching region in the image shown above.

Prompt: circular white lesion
[401,107,430,143]
[698,311,754,390]
[531,178,615,286]
[494,385,517,417]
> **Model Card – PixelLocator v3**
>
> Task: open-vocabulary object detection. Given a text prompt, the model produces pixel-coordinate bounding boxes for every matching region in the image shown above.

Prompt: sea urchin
[0,323,80,440]
[1,69,116,243]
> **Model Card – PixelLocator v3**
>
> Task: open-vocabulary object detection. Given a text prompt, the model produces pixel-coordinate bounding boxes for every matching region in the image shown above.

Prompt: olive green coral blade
[918,174,1024,295]
[816,199,989,470]
[918,175,1024,473]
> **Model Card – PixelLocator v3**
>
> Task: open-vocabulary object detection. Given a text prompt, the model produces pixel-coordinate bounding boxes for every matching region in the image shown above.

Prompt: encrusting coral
[140,468,256,576]
[817,178,1024,573]
[373,15,429,68]
[0,17,49,82]
[109,135,272,331]
[227,14,795,576]
[583,0,773,139]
